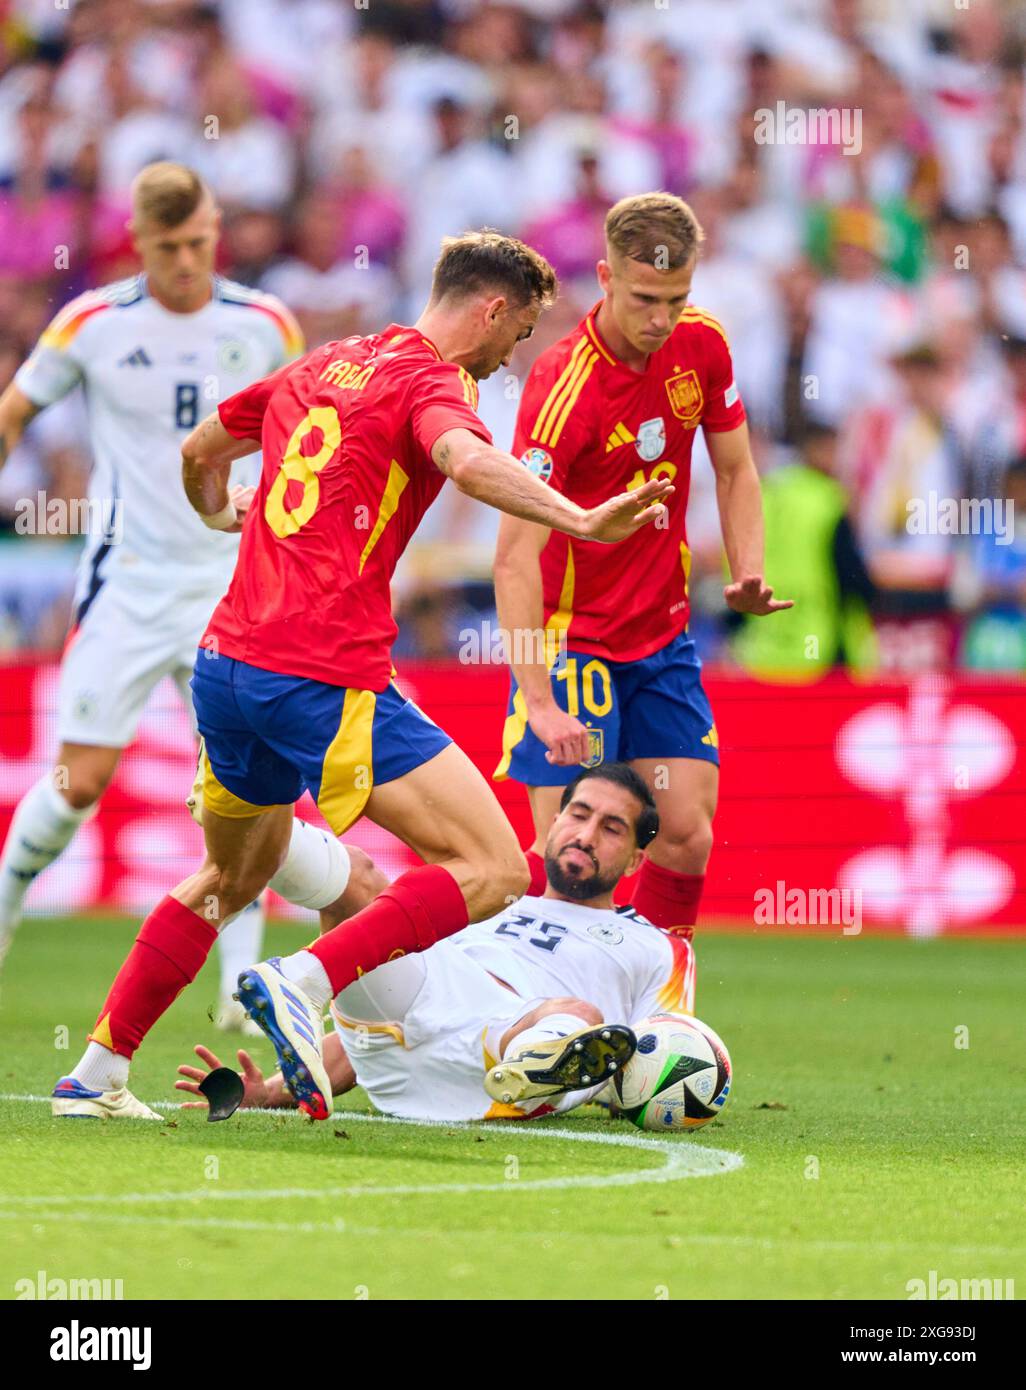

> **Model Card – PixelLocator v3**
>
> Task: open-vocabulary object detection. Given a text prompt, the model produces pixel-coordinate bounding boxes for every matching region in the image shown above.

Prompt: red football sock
[631,860,705,939]
[310,864,469,995]
[524,848,548,896]
[89,895,218,1059]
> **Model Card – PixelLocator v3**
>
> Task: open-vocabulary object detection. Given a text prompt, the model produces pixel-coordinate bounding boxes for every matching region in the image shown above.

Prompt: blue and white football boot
[235,959,332,1120]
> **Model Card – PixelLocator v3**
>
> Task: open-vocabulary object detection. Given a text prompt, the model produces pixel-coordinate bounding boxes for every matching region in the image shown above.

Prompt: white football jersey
[444,894,692,1025]
[15,273,303,606]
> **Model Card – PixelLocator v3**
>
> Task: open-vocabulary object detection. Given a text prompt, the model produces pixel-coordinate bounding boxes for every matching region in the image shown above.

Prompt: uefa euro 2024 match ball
[612,1014,732,1131]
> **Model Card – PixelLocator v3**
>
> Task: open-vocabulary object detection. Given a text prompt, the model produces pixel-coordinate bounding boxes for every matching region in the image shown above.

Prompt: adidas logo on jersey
[118,348,153,367]
[606,422,636,452]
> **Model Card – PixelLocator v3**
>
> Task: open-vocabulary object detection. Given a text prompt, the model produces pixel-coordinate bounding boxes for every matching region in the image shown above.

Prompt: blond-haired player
[493,192,792,973]
[0,162,341,1029]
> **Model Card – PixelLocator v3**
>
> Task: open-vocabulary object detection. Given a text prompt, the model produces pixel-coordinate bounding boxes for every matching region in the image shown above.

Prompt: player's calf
[457,848,530,923]
[53,806,293,1116]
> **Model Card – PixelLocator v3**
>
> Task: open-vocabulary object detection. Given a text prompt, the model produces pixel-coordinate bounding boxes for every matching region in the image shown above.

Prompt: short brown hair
[131,162,210,230]
[431,229,557,309]
[605,193,703,270]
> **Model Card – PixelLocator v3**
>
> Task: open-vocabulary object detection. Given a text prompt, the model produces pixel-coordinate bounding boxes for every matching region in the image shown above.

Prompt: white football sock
[502,1012,590,1059]
[500,1013,611,1116]
[0,774,95,926]
[71,1040,129,1093]
[268,818,351,911]
[216,897,264,998]
[276,950,332,1012]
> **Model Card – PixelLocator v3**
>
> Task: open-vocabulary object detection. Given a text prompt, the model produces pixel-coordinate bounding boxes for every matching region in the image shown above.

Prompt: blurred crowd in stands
[1,0,1025,674]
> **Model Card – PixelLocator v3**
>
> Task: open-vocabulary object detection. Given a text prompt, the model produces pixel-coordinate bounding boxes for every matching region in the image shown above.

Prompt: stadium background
[0,0,1023,934]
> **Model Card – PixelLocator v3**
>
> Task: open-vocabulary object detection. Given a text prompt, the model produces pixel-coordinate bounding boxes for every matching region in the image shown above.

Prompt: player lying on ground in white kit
[175,763,697,1122]
[0,161,324,1028]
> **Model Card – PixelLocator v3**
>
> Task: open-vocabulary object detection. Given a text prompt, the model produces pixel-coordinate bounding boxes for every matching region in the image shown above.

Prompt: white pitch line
[0,1091,742,1199]
[0,1210,1021,1260]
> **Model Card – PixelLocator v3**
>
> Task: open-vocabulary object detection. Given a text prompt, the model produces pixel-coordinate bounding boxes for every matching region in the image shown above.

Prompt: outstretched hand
[581,477,674,544]
[723,575,794,615]
[175,1043,273,1110]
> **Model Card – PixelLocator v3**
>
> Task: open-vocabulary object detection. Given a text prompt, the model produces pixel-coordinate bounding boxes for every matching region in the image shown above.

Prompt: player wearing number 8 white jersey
[177,764,697,1123]
[0,162,320,1025]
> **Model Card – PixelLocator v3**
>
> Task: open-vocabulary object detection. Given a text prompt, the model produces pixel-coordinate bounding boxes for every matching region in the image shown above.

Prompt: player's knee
[61,767,111,810]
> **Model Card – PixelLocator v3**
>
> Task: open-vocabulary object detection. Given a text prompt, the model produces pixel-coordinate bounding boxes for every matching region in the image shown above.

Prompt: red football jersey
[513,302,746,662]
[204,325,490,689]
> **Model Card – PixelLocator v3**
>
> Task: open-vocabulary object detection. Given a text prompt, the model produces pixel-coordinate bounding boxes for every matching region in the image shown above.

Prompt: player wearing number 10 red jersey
[53,231,674,1122]
[494,194,794,988]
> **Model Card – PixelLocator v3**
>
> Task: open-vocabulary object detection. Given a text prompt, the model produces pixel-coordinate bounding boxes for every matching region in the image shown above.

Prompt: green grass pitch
[1,918,1023,1301]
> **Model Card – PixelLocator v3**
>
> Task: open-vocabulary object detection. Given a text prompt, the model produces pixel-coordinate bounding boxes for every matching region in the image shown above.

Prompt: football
[612,1014,732,1131]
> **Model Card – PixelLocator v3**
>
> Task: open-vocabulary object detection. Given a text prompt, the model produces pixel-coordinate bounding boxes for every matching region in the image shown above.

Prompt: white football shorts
[57,576,220,747]
[332,945,551,1123]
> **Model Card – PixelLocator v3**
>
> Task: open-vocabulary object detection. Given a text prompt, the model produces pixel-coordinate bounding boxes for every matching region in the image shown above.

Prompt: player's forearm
[494,549,559,710]
[715,457,765,581]
[181,411,257,520]
[446,439,590,538]
[0,383,40,472]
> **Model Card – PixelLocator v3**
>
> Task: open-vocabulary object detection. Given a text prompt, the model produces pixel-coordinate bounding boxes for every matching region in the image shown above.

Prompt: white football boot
[51,1077,162,1120]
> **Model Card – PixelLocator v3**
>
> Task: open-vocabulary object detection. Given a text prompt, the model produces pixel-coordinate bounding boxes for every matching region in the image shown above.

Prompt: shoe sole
[487,1025,637,1105]
[51,1101,161,1121]
[236,969,331,1121]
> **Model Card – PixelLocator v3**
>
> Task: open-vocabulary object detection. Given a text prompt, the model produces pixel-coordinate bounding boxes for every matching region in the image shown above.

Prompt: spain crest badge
[665,367,703,426]
[582,727,605,768]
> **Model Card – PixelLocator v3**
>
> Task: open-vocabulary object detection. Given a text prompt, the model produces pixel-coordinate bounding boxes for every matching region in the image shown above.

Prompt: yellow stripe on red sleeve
[457,365,479,409]
[677,307,730,348]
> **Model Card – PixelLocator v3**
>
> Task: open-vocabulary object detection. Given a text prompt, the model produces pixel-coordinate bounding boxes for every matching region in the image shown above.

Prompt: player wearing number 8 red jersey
[494,194,794,982]
[54,230,674,1122]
